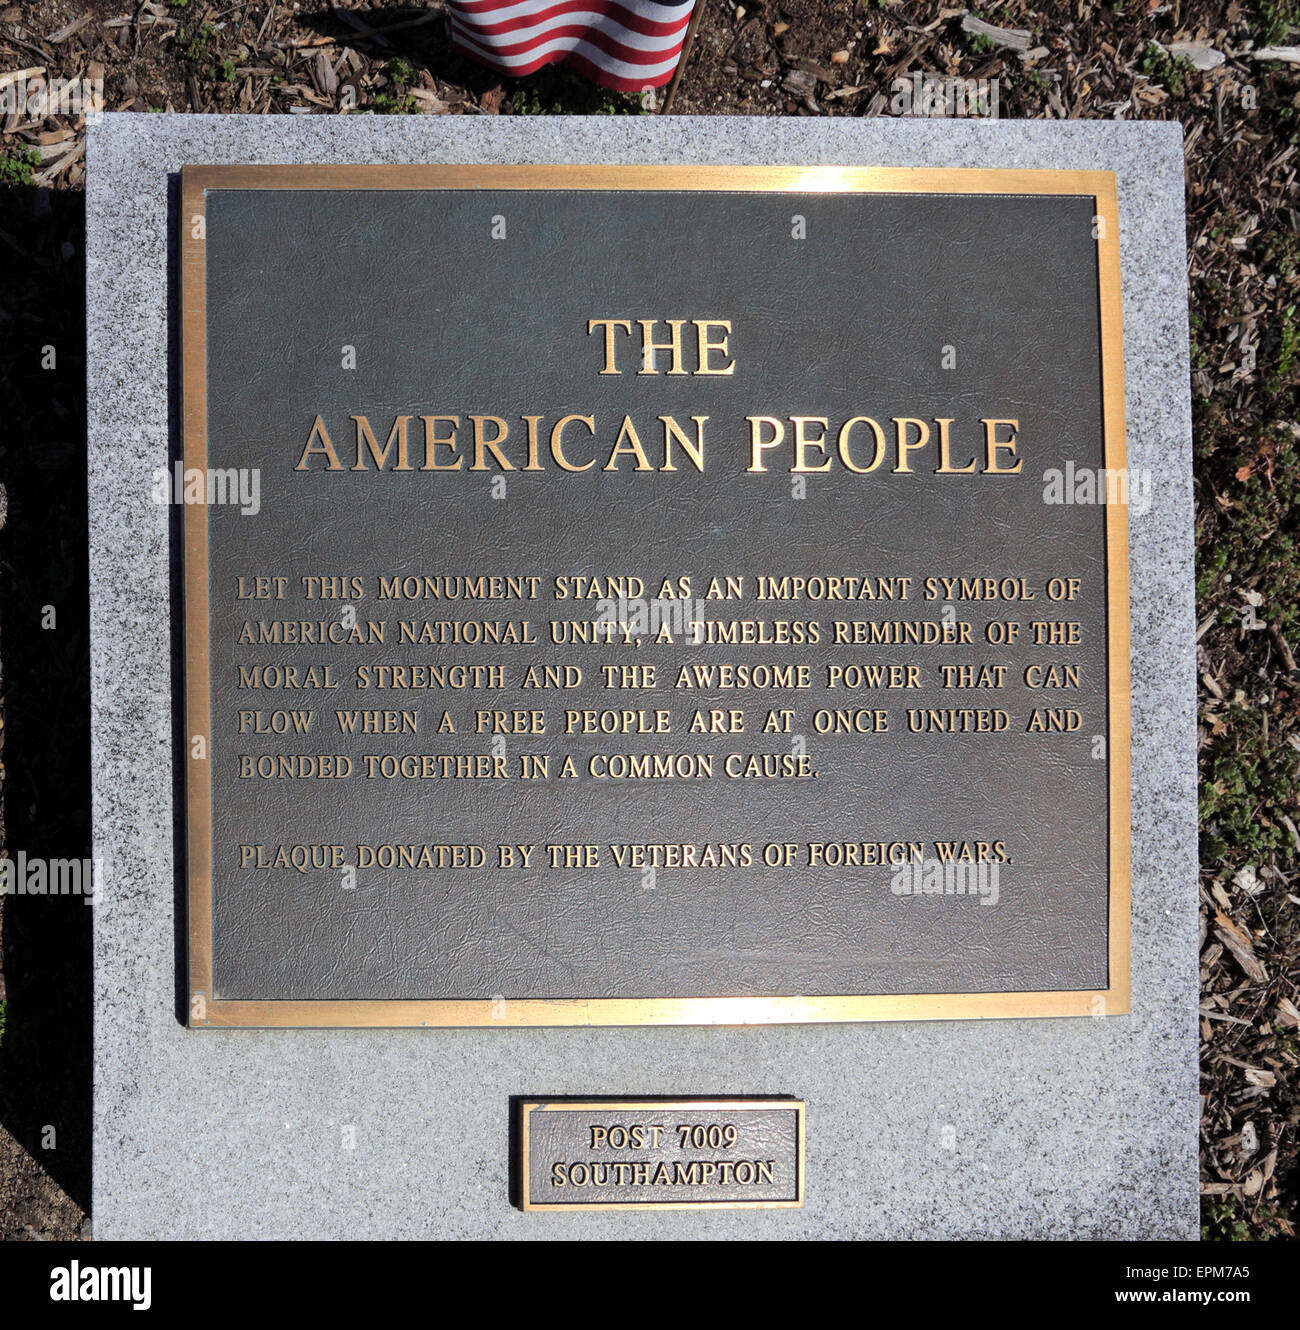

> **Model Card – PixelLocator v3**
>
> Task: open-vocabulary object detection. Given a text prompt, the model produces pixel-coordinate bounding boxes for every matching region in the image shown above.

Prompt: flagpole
[660,0,707,115]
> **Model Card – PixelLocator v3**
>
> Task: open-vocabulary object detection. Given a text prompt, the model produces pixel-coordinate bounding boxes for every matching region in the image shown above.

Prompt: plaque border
[518,1098,806,1211]
[181,164,1130,1028]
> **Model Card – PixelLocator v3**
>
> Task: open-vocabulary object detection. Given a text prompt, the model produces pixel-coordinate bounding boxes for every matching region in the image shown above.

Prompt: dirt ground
[0,0,1296,1241]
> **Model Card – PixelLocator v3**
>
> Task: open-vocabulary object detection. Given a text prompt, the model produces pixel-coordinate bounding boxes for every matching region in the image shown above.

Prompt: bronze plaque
[181,166,1130,1028]
[519,1099,805,1210]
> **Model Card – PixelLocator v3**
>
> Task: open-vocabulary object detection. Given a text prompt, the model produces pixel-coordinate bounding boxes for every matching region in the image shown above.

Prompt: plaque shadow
[0,181,93,1214]
[166,171,189,1029]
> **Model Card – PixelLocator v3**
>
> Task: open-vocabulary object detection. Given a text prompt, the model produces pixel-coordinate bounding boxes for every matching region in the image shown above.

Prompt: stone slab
[87,112,1198,1239]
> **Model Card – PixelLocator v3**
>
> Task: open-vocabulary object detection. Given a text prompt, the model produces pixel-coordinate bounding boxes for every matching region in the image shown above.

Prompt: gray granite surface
[87,113,1197,1239]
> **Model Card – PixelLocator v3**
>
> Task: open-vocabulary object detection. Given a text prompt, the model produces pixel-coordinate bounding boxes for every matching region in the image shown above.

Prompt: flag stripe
[449,0,695,91]
[452,24,684,78]
[451,15,685,65]
[450,3,690,43]
[450,0,692,34]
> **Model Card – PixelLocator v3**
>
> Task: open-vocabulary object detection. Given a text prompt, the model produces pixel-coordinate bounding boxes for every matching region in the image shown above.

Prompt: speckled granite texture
[87,114,1197,1239]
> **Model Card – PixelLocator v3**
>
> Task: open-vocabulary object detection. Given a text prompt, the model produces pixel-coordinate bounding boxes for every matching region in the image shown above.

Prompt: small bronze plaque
[520,1099,805,1211]
[181,165,1130,1027]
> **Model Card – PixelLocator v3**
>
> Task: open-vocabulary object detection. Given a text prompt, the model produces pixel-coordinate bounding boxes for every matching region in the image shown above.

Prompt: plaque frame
[181,164,1130,1029]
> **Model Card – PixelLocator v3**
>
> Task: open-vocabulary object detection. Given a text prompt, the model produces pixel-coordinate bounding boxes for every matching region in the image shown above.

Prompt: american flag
[448,0,699,93]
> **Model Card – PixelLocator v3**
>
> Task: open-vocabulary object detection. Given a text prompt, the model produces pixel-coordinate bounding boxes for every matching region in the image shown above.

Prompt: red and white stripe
[448,0,697,92]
